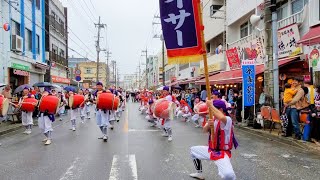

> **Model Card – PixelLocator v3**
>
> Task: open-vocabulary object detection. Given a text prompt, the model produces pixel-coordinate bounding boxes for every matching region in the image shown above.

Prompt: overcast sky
[61,0,162,79]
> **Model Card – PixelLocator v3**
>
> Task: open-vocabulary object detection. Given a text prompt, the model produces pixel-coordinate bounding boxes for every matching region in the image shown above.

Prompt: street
[0,102,320,180]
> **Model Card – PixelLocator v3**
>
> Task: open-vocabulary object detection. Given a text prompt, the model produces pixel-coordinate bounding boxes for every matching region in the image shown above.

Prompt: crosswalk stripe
[109,155,120,180]
[108,154,138,180]
[128,155,138,180]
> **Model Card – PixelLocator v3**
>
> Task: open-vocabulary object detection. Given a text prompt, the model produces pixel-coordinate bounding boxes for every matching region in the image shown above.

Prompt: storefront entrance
[9,68,29,91]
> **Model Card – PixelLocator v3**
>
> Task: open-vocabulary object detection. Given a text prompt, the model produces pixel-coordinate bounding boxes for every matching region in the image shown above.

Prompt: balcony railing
[50,51,67,66]
[49,15,66,36]
[277,9,304,29]
[228,34,253,48]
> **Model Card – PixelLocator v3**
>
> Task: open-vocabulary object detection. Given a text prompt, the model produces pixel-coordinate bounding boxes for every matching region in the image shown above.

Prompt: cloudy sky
[61,0,162,79]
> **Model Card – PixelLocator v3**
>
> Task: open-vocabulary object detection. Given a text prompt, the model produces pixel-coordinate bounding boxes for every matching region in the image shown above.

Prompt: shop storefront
[8,63,30,90]
[52,75,70,86]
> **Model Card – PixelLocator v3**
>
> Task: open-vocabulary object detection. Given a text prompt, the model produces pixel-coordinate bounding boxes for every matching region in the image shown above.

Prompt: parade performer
[176,99,192,122]
[69,91,78,131]
[94,82,110,142]
[38,88,56,145]
[146,91,157,127]
[84,89,93,119]
[14,87,35,134]
[161,86,174,141]
[57,91,67,121]
[192,98,206,128]
[78,89,86,123]
[109,87,118,129]
[189,100,238,180]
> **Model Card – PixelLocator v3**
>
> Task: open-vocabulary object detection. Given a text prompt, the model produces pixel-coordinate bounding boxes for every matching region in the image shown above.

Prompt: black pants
[236,109,242,122]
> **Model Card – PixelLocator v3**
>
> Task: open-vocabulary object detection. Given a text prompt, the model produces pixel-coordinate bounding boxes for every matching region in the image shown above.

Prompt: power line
[81,0,98,22]
[4,0,93,60]
[71,0,96,24]
[89,0,98,14]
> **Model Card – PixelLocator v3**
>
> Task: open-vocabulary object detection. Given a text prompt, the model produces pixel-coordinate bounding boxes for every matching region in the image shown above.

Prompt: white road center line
[109,155,120,180]
[59,157,80,180]
[128,155,138,180]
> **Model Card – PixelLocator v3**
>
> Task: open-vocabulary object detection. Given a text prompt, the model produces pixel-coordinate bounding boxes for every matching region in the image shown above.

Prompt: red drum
[153,99,175,119]
[0,96,9,117]
[20,98,38,112]
[39,95,60,114]
[97,92,119,110]
[194,102,208,117]
[69,94,85,109]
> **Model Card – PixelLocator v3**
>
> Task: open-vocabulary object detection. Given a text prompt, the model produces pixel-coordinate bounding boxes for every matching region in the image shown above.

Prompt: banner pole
[198,1,214,146]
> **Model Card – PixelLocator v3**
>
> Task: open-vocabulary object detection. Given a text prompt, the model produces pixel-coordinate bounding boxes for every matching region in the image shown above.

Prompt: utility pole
[94,16,106,83]
[141,49,148,88]
[264,0,279,110]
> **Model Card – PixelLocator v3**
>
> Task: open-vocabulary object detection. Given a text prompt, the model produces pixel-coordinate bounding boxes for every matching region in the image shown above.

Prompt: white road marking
[109,155,120,180]
[128,129,160,132]
[128,155,138,180]
[109,154,138,180]
[59,157,80,180]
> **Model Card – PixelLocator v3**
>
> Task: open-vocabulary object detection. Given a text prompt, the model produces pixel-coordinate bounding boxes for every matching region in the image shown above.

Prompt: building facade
[44,0,69,86]
[68,57,92,80]
[0,0,47,89]
[77,61,107,87]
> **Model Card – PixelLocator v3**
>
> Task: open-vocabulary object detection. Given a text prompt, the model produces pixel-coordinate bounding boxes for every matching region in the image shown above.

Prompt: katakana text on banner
[159,0,204,64]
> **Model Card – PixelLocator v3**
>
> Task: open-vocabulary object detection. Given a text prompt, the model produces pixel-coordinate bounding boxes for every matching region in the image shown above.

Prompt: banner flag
[242,59,255,107]
[159,0,205,64]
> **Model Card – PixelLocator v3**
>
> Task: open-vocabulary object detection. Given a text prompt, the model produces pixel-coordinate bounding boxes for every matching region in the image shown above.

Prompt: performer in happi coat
[57,91,67,121]
[189,100,238,180]
[176,99,192,122]
[93,82,110,142]
[160,86,174,142]
[84,89,93,119]
[14,87,36,134]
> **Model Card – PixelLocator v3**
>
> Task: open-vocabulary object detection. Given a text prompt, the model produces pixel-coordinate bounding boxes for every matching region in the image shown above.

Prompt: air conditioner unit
[11,35,23,52]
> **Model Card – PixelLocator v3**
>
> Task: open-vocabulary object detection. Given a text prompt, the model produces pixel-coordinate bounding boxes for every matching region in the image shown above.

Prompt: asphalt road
[0,102,320,180]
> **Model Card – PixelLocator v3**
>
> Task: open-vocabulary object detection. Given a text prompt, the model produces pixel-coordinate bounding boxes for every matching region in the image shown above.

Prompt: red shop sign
[13,69,29,77]
[52,75,70,84]
[226,47,241,70]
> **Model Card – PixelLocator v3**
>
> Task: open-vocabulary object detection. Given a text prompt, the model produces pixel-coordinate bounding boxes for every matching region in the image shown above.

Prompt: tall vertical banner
[242,59,255,106]
[159,0,204,64]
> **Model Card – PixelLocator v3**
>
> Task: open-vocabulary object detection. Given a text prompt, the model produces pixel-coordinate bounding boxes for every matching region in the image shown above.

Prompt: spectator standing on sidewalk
[284,77,306,140]
[200,89,207,102]
[234,91,242,124]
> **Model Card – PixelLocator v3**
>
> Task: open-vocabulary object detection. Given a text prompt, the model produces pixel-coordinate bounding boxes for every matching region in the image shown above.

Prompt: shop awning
[195,57,296,85]
[298,25,320,46]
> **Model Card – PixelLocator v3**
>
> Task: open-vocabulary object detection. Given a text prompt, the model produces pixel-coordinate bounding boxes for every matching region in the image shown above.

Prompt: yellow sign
[289,47,302,57]
[200,62,222,74]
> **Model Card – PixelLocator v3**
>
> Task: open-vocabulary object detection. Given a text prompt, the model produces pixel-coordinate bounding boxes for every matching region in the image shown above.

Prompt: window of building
[86,68,92,74]
[52,44,58,54]
[25,29,32,51]
[277,3,289,20]
[60,49,65,57]
[210,5,223,17]
[240,22,249,38]
[292,0,304,14]
[11,20,20,36]
[206,42,211,53]
[36,34,40,54]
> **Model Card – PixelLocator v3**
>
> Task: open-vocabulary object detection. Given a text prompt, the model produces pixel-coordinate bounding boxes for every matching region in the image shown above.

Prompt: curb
[236,125,320,152]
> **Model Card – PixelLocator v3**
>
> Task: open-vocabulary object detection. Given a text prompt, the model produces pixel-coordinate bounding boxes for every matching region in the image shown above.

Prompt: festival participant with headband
[146,91,157,127]
[38,88,55,145]
[176,99,192,122]
[57,91,67,121]
[84,89,93,119]
[108,86,119,129]
[14,87,35,134]
[160,86,174,141]
[192,97,207,128]
[94,82,110,142]
[189,100,238,180]
[78,89,86,123]
[69,90,78,131]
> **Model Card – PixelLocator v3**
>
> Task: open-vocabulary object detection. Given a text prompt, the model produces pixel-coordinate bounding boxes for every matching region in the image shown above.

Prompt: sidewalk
[236,124,320,152]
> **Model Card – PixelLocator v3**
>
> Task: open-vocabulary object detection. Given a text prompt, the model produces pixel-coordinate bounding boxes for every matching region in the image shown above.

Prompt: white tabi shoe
[168,136,173,142]
[23,130,28,134]
[72,127,76,131]
[103,135,108,142]
[189,172,205,180]
[26,130,32,135]
[42,138,48,142]
[161,133,169,137]
[195,125,200,128]
[44,139,52,145]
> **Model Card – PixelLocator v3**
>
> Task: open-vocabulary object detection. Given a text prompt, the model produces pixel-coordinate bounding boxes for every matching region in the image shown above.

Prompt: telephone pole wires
[94,16,106,83]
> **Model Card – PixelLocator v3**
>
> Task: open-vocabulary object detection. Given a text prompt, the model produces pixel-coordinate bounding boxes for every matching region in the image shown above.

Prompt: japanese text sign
[226,47,241,70]
[242,59,255,106]
[160,0,204,64]
[278,24,302,58]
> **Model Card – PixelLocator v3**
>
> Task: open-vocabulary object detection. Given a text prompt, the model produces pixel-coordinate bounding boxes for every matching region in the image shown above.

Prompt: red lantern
[3,23,10,31]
